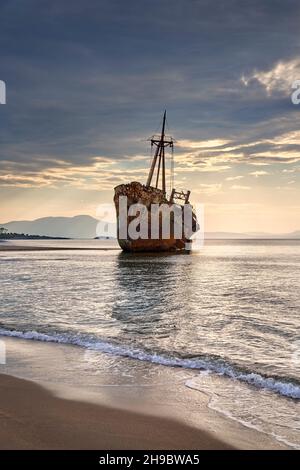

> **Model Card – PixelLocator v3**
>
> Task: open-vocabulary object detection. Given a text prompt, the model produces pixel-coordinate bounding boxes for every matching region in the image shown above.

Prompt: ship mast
[146,110,174,195]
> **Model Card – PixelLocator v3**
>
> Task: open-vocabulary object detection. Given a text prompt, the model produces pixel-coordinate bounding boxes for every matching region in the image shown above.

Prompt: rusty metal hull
[114,182,198,253]
[117,236,185,253]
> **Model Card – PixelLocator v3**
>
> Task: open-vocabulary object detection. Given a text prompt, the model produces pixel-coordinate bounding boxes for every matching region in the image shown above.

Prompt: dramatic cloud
[0,0,300,230]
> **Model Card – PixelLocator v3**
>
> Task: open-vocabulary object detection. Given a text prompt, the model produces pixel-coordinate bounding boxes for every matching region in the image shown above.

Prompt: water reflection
[111,253,183,335]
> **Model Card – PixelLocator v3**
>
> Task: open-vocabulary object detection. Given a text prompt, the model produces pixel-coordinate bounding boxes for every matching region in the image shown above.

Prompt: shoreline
[0,246,120,251]
[0,372,232,450]
[0,336,289,450]
[0,240,120,252]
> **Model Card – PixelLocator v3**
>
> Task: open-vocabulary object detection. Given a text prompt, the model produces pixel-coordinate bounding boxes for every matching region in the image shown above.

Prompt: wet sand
[0,337,289,450]
[0,373,232,450]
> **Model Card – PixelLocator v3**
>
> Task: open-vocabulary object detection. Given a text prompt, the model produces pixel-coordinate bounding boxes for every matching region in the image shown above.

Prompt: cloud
[251,150,300,163]
[176,128,300,170]
[272,130,300,146]
[226,175,244,181]
[0,156,149,190]
[249,170,269,177]
[241,58,300,95]
[177,139,231,149]
[2,120,300,191]
[193,183,223,195]
[0,0,298,177]
[230,185,251,190]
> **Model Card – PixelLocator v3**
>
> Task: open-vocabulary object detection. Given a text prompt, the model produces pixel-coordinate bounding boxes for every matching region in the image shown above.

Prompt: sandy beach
[0,372,232,450]
[0,336,290,450]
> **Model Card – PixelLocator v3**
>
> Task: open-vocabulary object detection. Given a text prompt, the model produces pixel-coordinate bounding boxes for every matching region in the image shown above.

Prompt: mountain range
[1,216,300,239]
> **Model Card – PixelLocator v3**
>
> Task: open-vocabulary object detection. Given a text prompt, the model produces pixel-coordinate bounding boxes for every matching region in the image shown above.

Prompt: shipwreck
[114,111,199,252]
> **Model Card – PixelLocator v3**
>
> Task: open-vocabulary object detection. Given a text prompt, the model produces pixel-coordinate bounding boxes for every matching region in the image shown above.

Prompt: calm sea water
[0,240,299,447]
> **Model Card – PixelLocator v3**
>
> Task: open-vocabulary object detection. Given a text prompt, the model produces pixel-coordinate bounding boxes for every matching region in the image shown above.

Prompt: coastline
[0,336,289,450]
[0,239,120,252]
[0,246,120,251]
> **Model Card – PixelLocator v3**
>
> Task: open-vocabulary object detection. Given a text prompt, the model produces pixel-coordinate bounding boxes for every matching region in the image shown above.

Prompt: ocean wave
[186,374,300,450]
[0,326,299,399]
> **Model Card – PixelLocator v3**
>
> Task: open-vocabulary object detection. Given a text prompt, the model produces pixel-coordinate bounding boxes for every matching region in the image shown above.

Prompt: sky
[0,0,300,233]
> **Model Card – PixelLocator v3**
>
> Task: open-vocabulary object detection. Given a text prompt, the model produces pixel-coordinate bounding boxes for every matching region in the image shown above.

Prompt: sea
[0,239,299,448]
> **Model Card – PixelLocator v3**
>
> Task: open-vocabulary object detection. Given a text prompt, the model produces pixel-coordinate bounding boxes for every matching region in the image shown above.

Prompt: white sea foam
[1,327,300,400]
[186,373,300,450]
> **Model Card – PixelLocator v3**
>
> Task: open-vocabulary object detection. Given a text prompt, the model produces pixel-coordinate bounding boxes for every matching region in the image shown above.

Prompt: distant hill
[1,216,299,239]
[1,215,100,239]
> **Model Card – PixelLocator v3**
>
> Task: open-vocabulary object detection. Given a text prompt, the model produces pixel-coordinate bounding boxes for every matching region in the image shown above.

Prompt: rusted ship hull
[114,181,198,252]
[114,112,199,253]
[118,238,186,253]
